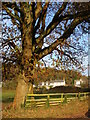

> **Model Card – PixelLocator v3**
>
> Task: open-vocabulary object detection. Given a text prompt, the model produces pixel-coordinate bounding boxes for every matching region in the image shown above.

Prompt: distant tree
[2,62,19,81]
[2,2,89,108]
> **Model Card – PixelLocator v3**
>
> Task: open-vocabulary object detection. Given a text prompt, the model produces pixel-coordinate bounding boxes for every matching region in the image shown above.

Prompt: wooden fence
[24,92,90,108]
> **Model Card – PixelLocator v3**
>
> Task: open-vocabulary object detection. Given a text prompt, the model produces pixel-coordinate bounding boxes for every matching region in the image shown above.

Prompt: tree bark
[13,74,29,109]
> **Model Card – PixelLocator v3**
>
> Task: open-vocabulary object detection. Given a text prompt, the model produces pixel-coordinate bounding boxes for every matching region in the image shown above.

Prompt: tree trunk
[13,74,29,109]
[13,4,35,109]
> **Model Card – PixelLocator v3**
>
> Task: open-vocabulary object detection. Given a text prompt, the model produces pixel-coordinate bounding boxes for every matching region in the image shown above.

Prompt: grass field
[2,89,15,103]
[1,89,90,118]
[2,99,89,118]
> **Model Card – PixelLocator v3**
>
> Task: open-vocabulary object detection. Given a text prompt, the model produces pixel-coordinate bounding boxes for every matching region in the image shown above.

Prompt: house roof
[39,80,65,84]
[50,80,65,83]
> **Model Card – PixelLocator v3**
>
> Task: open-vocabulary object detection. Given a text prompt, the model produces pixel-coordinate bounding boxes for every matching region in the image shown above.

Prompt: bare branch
[8,42,21,55]
[2,36,21,47]
[35,2,42,20]
[35,2,49,32]
[2,2,21,13]
[36,9,89,45]
[2,4,21,27]
[38,14,89,59]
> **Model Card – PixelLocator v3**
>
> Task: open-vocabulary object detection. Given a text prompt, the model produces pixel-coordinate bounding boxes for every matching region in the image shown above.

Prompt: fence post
[78,92,80,100]
[24,96,26,107]
[64,94,67,103]
[84,93,86,99]
[76,93,78,99]
[46,95,50,107]
[61,93,63,103]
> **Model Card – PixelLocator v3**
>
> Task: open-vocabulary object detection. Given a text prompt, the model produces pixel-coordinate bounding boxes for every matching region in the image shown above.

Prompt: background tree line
[2,62,88,88]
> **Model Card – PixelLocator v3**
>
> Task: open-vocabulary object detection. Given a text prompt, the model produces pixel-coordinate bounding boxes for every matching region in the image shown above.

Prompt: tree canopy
[2,2,89,69]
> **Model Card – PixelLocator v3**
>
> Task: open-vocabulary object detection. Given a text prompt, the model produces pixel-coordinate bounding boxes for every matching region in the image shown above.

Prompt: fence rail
[24,92,90,108]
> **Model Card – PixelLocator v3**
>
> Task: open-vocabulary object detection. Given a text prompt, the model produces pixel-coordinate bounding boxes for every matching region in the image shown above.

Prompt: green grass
[2,89,15,103]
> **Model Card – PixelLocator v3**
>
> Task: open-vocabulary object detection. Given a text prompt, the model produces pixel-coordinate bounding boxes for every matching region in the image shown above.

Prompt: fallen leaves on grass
[2,99,89,118]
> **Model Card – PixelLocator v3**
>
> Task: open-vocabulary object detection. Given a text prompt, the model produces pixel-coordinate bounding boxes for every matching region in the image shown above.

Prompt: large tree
[2,2,89,108]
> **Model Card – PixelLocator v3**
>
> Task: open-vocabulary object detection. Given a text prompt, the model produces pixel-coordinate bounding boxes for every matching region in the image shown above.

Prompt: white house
[74,79,83,87]
[49,80,65,87]
[38,80,66,89]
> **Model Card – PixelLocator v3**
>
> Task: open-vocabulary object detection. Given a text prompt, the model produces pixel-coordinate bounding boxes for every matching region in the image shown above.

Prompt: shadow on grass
[2,97,14,103]
[85,109,90,118]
